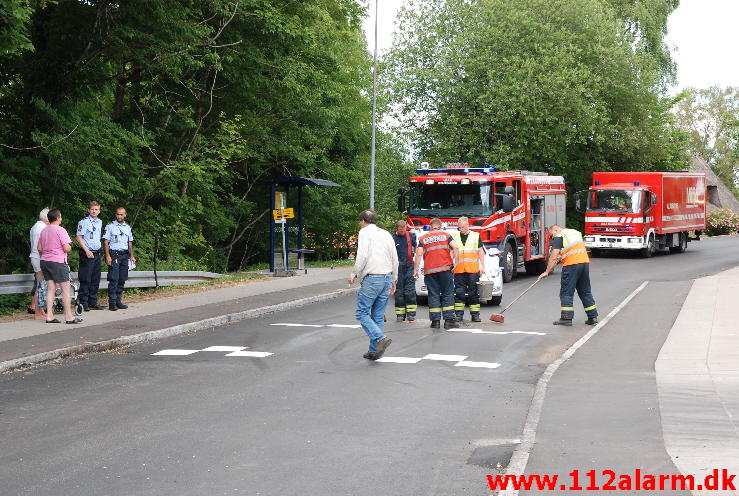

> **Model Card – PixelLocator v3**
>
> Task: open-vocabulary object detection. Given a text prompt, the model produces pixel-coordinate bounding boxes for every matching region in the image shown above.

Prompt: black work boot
[585,317,598,325]
[109,302,118,311]
[552,318,573,326]
[430,320,440,329]
[396,314,406,323]
[444,319,460,329]
[407,313,416,322]
[471,314,481,323]
[116,301,128,309]
[455,312,464,322]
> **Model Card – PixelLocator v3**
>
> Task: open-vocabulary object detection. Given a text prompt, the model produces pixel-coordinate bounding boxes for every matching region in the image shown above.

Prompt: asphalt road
[2,236,738,496]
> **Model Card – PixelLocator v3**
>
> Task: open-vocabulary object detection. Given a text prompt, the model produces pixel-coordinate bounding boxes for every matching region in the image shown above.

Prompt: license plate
[606,243,615,248]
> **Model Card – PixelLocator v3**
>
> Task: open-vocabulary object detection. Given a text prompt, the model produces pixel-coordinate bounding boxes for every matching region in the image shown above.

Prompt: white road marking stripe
[326,324,362,329]
[201,346,247,352]
[225,351,273,358]
[375,357,422,364]
[150,349,200,356]
[499,281,649,496]
[423,354,469,361]
[447,329,547,336]
[455,361,500,369]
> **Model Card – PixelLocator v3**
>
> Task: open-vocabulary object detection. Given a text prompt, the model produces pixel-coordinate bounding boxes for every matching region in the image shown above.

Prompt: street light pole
[369,0,378,210]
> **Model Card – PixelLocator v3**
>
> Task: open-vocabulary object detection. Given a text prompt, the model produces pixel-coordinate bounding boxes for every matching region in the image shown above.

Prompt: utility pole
[369,0,378,210]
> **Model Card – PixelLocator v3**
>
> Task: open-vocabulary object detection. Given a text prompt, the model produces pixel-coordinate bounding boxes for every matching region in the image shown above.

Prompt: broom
[489,279,541,323]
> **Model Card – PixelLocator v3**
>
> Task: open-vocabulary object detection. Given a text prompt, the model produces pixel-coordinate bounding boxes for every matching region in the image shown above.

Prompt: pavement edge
[0,287,358,374]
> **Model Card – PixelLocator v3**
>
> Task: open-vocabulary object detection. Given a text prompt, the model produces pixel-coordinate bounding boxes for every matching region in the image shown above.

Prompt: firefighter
[414,218,460,329]
[452,217,485,322]
[538,224,598,326]
[392,220,418,322]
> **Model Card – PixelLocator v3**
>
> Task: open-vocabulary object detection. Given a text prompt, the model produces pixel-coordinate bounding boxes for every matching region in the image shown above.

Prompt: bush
[706,209,739,236]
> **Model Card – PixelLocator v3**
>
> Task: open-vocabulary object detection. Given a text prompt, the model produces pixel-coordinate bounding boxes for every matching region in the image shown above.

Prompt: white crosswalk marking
[225,351,273,358]
[201,346,247,352]
[423,354,469,361]
[375,354,500,370]
[455,361,501,369]
[375,357,422,364]
[150,349,200,356]
[447,329,546,336]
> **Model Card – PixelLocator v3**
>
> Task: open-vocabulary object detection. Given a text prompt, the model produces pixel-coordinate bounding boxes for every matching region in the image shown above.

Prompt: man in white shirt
[28,207,49,316]
[348,210,398,360]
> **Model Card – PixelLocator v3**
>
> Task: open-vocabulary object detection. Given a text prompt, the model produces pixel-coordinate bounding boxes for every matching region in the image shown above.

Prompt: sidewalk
[656,265,739,495]
[0,266,355,373]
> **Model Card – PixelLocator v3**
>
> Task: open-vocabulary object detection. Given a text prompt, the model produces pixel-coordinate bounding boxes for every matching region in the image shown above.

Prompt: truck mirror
[502,195,514,213]
[651,193,657,206]
[575,196,581,212]
[398,193,406,213]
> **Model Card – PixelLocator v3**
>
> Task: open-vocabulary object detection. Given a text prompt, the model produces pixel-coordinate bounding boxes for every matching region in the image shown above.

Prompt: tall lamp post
[369,0,378,210]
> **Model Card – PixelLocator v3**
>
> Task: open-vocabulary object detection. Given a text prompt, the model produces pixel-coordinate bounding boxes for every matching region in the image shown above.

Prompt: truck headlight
[584,236,595,242]
[628,237,641,243]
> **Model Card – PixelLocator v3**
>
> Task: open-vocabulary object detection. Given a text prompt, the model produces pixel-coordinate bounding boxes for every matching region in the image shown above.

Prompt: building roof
[689,156,739,213]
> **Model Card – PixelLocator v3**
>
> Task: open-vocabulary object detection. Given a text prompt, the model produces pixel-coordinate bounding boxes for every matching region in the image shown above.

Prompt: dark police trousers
[560,263,597,320]
[425,270,455,322]
[78,250,101,306]
[454,272,481,318]
[394,262,417,318]
[107,251,129,304]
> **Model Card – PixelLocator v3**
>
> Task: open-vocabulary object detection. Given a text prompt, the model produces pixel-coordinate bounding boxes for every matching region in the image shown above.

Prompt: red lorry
[400,164,567,288]
[583,171,707,257]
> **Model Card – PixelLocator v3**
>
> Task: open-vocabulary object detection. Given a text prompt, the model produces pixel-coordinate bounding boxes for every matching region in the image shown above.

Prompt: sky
[362,0,739,91]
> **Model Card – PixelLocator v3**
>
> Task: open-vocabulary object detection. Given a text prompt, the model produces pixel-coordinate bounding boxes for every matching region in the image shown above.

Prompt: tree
[672,86,739,194]
[383,0,688,193]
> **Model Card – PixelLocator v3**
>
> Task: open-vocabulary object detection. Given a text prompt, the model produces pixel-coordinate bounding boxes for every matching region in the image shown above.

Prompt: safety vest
[452,230,481,274]
[419,230,454,274]
[557,228,590,266]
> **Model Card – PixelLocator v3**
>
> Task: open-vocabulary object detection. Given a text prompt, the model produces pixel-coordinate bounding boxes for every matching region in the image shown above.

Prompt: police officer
[103,207,136,311]
[538,224,598,326]
[392,220,418,322]
[452,216,485,322]
[76,201,104,311]
[414,218,460,329]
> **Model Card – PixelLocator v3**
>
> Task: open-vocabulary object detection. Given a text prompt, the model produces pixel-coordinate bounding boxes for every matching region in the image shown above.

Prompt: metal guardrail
[0,271,223,295]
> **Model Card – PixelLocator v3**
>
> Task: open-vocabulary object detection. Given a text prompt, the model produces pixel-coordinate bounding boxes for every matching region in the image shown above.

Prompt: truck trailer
[399,164,567,305]
[583,171,706,257]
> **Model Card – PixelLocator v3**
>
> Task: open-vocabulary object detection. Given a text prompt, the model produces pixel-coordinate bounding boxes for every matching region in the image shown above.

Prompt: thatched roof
[690,155,739,213]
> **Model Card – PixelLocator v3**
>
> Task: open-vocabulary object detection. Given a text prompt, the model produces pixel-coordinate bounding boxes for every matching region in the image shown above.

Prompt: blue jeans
[356,275,392,353]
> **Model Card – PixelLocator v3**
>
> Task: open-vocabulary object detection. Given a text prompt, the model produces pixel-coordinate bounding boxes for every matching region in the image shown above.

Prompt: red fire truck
[583,171,706,257]
[399,164,567,303]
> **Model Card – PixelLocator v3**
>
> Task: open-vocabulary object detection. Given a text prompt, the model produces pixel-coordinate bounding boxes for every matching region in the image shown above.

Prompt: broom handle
[501,279,540,314]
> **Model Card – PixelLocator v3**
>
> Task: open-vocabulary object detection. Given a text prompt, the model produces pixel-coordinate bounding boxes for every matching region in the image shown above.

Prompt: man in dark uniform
[103,207,136,311]
[392,220,418,322]
[539,224,598,326]
[76,201,104,311]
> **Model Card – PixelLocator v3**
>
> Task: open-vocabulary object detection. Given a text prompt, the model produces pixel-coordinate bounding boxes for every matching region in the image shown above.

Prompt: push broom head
[489,313,504,323]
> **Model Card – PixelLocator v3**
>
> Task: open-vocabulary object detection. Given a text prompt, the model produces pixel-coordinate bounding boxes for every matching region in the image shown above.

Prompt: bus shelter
[268,176,341,273]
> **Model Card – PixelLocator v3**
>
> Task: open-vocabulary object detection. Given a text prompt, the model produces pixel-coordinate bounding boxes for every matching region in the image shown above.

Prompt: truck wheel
[641,234,655,258]
[490,295,502,306]
[670,232,687,253]
[524,259,546,275]
[502,242,515,283]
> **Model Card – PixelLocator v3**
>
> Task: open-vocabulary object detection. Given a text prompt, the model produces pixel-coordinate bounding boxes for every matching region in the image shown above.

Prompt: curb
[0,286,358,374]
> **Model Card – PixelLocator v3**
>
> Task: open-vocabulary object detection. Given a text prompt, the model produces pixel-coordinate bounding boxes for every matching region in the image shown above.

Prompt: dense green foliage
[706,208,739,236]
[672,86,739,195]
[384,0,689,194]
[0,0,410,275]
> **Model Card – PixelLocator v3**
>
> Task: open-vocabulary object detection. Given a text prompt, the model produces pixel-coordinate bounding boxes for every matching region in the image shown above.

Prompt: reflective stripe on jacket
[558,228,590,266]
[419,231,454,274]
[452,230,480,274]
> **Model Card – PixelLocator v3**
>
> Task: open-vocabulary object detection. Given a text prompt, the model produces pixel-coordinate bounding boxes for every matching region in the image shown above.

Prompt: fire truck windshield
[408,183,493,218]
[587,189,642,214]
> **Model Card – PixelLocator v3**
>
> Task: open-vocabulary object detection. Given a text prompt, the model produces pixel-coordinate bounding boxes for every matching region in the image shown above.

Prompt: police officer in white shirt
[103,207,136,311]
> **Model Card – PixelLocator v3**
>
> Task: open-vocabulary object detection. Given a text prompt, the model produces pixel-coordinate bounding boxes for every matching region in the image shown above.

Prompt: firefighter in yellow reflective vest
[538,224,598,326]
[452,217,485,323]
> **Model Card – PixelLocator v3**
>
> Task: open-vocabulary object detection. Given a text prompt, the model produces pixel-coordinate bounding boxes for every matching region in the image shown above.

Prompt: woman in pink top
[38,209,82,324]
